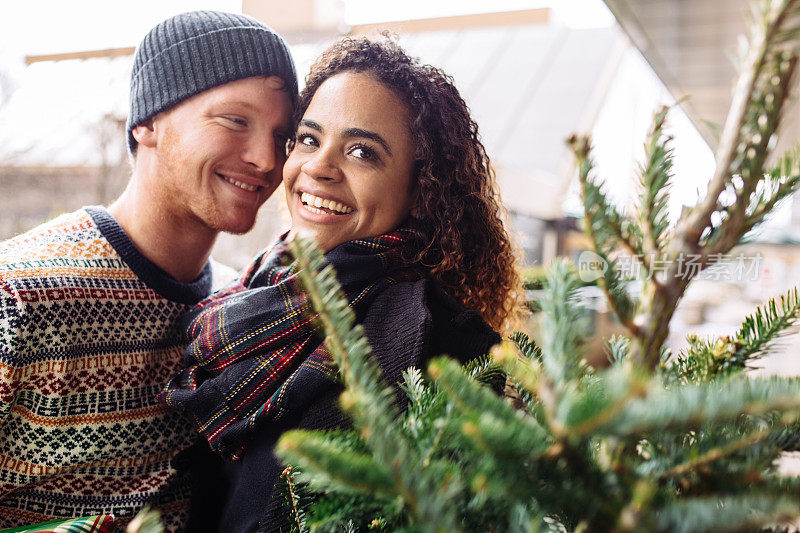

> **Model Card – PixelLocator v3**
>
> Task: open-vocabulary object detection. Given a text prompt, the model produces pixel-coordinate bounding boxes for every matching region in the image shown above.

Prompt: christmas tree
[274,1,800,531]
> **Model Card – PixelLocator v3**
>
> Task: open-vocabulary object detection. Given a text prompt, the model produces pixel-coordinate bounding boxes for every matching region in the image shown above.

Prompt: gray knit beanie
[127,10,297,153]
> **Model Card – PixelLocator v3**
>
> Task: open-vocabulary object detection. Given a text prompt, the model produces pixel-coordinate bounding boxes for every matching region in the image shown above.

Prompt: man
[0,11,295,530]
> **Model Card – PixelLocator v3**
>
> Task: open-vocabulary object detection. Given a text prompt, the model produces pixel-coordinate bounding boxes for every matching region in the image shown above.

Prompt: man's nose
[241,133,279,174]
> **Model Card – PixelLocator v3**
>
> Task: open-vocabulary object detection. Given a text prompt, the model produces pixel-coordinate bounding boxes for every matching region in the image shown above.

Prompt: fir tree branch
[492,338,541,397]
[625,2,800,369]
[740,145,800,236]
[655,494,800,533]
[534,260,592,436]
[420,406,451,470]
[659,427,772,480]
[400,368,454,469]
[638,106,674,258]
[428,357,551,457]
[281,466,307,533]
[704,53,798,258]
[569,135,640,330]
[277,431,396,496]
[732,286,800,365]
[509,331,543,363]
[605,335,631,366]
[285,236,460,531]
[769,421,800,450]
[613,480,657,533]
[464,355,507,391]
[672,288,800,382]
[667,335,740,383]
[126,507,164,533]
[569,137,643,260]
[595,376,800,437]
[674,0,800,256]
[539,259,590,386]
[560,365,649,437]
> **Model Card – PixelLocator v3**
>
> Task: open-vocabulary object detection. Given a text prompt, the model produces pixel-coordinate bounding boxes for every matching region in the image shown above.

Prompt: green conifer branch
[638,106,674,258]
[283,236,460,531]
[509,331,543,363]
[674,0,800,255]
[569,136,643,259]
[605,335,631,366]
[559,365,648,437]
[126,507,164,533]
[655,494,799,533]
[280,467,308,533]
[534,259,592,435]
[595,376,800,437]
[613,480,658,533]
[659,427,773,480]
[538,259,590,386]
[703,53,798,257]
[399,368,452,469]
[428,357,551,457]
[667,335,743,383]
[769,421,800,450]
[494,338,541,398]
[670,287,800,382]
[618,0,800,370]
[740,145,800,235]
[569,136,640,330]
[463,355,507,390]
[732,286,800,363]
[278,431,396,496]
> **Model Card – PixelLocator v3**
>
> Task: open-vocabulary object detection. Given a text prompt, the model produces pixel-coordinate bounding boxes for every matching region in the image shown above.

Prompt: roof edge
[350,8,551,35]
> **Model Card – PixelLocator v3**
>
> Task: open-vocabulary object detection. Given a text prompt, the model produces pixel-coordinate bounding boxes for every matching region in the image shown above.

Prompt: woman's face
[284,72,416,252]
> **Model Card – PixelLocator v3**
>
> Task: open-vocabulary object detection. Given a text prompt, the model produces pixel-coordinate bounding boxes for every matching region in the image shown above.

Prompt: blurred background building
[1,0,799,370]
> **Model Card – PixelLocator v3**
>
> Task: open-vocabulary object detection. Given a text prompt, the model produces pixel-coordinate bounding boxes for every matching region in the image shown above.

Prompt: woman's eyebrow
[299,119,393,156]
[343,128,392,156]
[299,119,323,132]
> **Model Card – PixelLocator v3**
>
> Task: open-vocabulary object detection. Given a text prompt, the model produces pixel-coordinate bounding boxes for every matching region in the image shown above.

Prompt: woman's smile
[299,191,355,216]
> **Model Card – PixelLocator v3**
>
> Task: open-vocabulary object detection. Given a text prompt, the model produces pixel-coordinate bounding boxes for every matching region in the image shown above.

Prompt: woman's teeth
[300,192,353,214]
[220,174,259,192]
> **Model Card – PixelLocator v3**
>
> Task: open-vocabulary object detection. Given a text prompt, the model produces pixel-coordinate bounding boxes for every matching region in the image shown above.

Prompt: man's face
[150,76,292,235]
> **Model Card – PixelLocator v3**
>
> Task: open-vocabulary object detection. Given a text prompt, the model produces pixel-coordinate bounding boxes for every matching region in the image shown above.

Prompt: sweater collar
[85,205,212,305]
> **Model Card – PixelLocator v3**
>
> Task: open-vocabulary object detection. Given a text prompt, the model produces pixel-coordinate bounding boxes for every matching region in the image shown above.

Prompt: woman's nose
[301,148,343,181]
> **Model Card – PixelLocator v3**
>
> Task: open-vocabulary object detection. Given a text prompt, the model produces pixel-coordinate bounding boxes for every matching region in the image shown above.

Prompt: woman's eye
[297,133,318,147]
[351,144,377,161]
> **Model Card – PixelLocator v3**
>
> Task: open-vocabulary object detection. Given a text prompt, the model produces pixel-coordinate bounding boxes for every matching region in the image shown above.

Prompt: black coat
[185,277,500,532]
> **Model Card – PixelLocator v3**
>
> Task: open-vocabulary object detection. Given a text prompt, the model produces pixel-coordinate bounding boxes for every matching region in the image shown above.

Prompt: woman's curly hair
[297,35,523,332]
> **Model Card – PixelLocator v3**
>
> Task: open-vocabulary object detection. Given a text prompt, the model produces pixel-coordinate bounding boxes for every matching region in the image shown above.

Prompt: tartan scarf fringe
[158,230,417,460]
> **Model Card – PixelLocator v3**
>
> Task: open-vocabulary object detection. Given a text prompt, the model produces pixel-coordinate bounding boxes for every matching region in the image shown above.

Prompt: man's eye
[226,117,247,127]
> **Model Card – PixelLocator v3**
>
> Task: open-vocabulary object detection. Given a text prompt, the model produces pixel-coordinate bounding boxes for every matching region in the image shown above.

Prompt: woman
[160,36,522,531]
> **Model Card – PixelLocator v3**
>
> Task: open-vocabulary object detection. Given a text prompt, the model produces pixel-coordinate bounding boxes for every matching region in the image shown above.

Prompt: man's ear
[131,118,157,149]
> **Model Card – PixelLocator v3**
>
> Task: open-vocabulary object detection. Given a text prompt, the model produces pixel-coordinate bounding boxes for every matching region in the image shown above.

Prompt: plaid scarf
[158,230,418,460]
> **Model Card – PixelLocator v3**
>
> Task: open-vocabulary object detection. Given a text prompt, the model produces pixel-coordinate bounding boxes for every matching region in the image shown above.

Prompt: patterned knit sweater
[0,206,212,530]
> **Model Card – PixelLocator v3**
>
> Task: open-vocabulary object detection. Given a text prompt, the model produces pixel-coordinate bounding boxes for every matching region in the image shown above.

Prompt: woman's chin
[286,227,342,253]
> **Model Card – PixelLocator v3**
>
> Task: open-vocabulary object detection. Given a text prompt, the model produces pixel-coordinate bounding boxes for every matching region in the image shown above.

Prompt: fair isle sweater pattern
[0,207,212,531]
